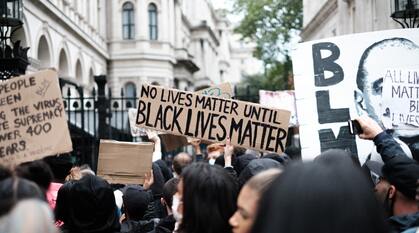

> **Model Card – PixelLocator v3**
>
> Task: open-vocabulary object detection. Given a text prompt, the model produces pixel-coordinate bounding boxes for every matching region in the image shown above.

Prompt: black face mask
[383,188,394,217]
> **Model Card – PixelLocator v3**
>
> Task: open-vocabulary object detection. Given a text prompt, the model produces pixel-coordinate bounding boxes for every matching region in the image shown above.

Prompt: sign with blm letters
[135,84,291,154]
[292,29,419,162]
[97,140,154,184]
[0,70,72,166]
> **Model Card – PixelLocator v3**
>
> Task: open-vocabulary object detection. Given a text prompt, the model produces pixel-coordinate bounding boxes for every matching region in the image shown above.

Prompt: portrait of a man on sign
[292,29,419,163]
[354,38,419,161]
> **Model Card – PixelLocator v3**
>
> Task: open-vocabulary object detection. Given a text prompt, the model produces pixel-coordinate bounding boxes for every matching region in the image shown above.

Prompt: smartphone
[348,120,363,135]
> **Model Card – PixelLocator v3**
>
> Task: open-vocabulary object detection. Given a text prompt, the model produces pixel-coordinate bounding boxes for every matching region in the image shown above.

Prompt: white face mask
[172,195,183,222]
[209,158,216,165]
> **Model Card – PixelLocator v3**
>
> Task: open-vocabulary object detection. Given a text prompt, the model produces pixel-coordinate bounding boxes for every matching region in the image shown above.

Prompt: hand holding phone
[348,120,363,135]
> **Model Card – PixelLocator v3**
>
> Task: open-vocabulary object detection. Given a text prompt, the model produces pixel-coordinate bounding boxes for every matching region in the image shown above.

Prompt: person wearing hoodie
[237,158,283,188]
[356,116,419,233]
[121,186,158,233]
[55,174,120,233]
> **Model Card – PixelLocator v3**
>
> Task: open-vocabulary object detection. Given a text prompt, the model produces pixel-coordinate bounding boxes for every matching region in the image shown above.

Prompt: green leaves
[232,0,302,91]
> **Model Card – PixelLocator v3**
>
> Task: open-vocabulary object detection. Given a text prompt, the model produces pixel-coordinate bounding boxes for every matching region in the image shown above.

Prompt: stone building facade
[17,0,260,98]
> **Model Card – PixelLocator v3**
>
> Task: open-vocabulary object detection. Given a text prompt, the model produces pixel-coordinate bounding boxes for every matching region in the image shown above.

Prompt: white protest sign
[382,68,419,128]
[259,90,298,126]
[292,29,419,162]
[136,84,291,154]
[0,70,72,165]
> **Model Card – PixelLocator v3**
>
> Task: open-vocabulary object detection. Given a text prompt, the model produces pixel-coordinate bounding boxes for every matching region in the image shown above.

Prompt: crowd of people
[0,115,418,233]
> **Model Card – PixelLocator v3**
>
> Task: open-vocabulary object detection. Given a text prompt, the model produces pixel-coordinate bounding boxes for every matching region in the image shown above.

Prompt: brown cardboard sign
[158,134,188,152]
[136,85,291,154]
[97,140,154,184]
[128,83,234,138]
[0,70,72,166]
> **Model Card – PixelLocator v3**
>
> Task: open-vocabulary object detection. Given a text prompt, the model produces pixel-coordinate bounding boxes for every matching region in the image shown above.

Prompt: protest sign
[259,90,298,126]
[382,68,419,128]
[128,83,234,137]
[97,140,154,184]
[292,28,419,162]
[128,108,147,137]
[135,84,291,154]
[158,134,189,151]
[0,70,72,165]
[198,83,234,99]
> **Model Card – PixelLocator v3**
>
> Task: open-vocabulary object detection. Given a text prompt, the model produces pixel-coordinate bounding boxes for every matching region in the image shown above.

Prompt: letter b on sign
[312,42,344,87]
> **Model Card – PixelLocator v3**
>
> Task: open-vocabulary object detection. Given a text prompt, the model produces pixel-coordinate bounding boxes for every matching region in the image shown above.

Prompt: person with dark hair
[314,148,361,167]
[172,153,192,177]
[238,158,283,188]
[356,115,419,232]
[262,153,291,166]
[15,160,53,197]
[43,154,73,209]
[43,154,73,183]
[0,177,45,217]
[155,178,179,233]
[229,169,281,233]
[55,174,120,233]
[120,186,156,233]
[154,159,174,183]
[251,159,388,233]
[0,165,12,181]
[234,154,257,176]
[176,162,238,233]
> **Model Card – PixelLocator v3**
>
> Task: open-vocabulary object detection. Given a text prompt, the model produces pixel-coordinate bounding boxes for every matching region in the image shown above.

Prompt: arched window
[124,82,136,108]
[122,2,135,40]
[148,3,158,40]
[37,36,51,68]
[75,59,83,81]
[58,49,69,78]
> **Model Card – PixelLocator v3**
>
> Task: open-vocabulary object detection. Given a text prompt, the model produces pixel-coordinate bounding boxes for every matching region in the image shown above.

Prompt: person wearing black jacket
[357,116,419,233]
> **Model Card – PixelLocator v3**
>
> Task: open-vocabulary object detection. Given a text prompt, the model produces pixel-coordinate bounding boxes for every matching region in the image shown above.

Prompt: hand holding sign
[224,138,233,167]
[143,169,154,190]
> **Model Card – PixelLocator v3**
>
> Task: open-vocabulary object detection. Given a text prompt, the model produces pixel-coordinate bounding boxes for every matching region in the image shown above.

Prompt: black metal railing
[61,77,260,169]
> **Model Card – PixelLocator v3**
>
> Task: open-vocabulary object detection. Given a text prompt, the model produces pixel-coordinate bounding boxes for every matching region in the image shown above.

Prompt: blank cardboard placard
[0,70,72,166]
[97,140,154,184]
[135,84,291,154]
[159,134,188,152]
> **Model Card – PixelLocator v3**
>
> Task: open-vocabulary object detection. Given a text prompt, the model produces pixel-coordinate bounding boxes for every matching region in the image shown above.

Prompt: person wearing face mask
[229,169,281,233]
[175,162,238,233]
[356,116,419,233]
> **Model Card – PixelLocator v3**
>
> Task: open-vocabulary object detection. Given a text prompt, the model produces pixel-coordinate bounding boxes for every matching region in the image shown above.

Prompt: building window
[124,82,136,108]
[122,2,135,40]
[148,3,158,40]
